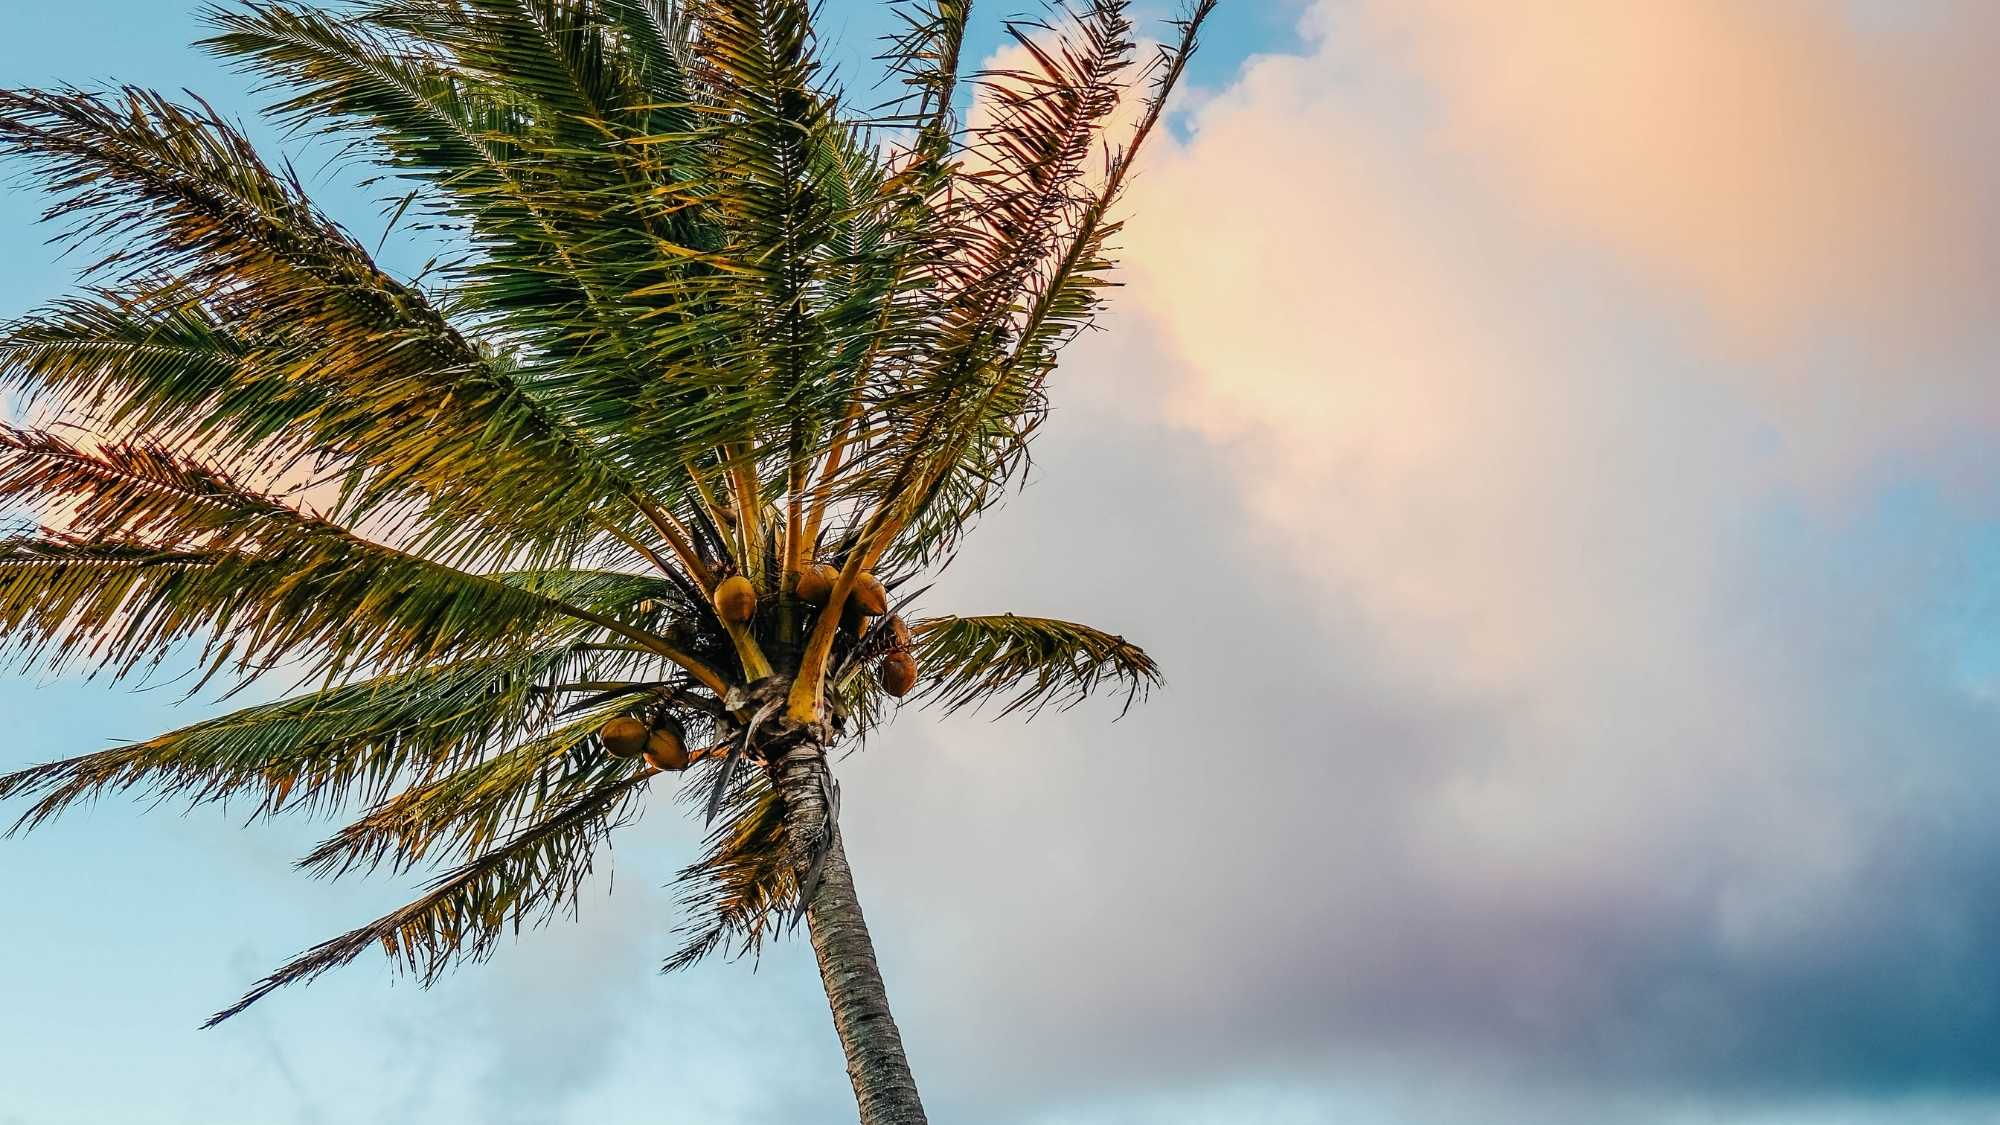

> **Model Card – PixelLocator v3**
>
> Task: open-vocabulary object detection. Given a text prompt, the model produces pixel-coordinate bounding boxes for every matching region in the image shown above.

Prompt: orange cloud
[1355,0,1980,348]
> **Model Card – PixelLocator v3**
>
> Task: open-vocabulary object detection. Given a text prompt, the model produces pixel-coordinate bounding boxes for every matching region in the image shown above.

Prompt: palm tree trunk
[771,745,929,1125]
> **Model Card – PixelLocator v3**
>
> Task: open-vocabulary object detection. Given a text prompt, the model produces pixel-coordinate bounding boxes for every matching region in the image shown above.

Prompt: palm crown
[0,2,1210,1119]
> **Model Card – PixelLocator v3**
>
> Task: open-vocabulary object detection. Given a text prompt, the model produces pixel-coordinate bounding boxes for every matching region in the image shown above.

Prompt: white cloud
[815,2,2000,1117]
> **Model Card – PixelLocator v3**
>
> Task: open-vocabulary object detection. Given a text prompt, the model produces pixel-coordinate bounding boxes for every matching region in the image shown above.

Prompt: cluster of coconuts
[598,566,919,764]
[600,713,691,771]
[798,566,918,698]
[708,564,919,698]
[791,563,886,617]
[594,574,754,765]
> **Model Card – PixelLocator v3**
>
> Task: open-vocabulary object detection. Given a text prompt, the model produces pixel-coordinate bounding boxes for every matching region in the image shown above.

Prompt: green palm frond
[203,768,653,1027]
[877,0,970,151]
[0,428,695,684]
[204,2,634,333]
[0,645,583,833]
[910,613,1160,718]
[0,86,679,566]
[388,0,643,138]
[599,0,703,114]
[695,0,861,384]
[0,296,326,453]
[201,2,533,193]
[296,695,665,877]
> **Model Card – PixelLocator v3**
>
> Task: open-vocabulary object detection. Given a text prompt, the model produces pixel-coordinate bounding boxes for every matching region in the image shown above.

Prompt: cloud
[1347,0,2000,486]
[9,5,2000,1124]
[1344,0,1980,345]
[799,3,2000,1121]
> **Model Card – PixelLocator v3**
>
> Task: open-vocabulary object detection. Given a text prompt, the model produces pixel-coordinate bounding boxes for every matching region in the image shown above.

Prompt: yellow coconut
[643,728,691,772]
[712,574,757,625]
[600,715,649,758]
[887,614,913,650]
[853,572,890,616]
[794,562,837,607]
[881,650,919,698]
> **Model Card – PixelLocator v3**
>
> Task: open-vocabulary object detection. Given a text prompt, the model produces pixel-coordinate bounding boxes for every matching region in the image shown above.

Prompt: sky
[5,1,2000,1123]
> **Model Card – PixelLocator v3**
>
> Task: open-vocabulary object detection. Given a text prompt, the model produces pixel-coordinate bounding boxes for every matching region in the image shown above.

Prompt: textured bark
[771,746,928,1125]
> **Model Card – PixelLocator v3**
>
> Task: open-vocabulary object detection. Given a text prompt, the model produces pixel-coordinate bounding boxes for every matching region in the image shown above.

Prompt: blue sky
[8,2,2000,1124]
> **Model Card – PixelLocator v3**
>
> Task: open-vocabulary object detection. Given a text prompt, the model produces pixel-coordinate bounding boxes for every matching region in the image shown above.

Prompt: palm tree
[0,1,1212,1120]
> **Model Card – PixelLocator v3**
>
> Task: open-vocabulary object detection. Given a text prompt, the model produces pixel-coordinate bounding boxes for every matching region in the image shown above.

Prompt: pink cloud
[1353,0,1985,349]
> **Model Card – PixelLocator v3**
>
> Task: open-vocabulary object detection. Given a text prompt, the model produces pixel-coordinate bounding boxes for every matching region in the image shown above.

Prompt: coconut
[840,600,870,633]
[600,715,649,758]
[853,572,890,616]
[887,613,913,650]
[643,728,691,772]
[795,562,837,607]
[880,650,919,698]
[712,574,757,625]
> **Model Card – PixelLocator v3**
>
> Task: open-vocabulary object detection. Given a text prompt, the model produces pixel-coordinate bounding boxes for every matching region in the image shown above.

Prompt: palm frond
[876,0,971,151]
[0,86,683,569]
[910,612,1160,718]
[662,761,794,971]
[822,1,1140,550]
[599,0,704,114]
[0,430,702,685]
[299,691,705,877]
[0,645,584,833]
[205,768,653,1026]
[0,296,325,453]
[682,0,850,500]
[384,0,642,140]
[854,0,1216,571]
